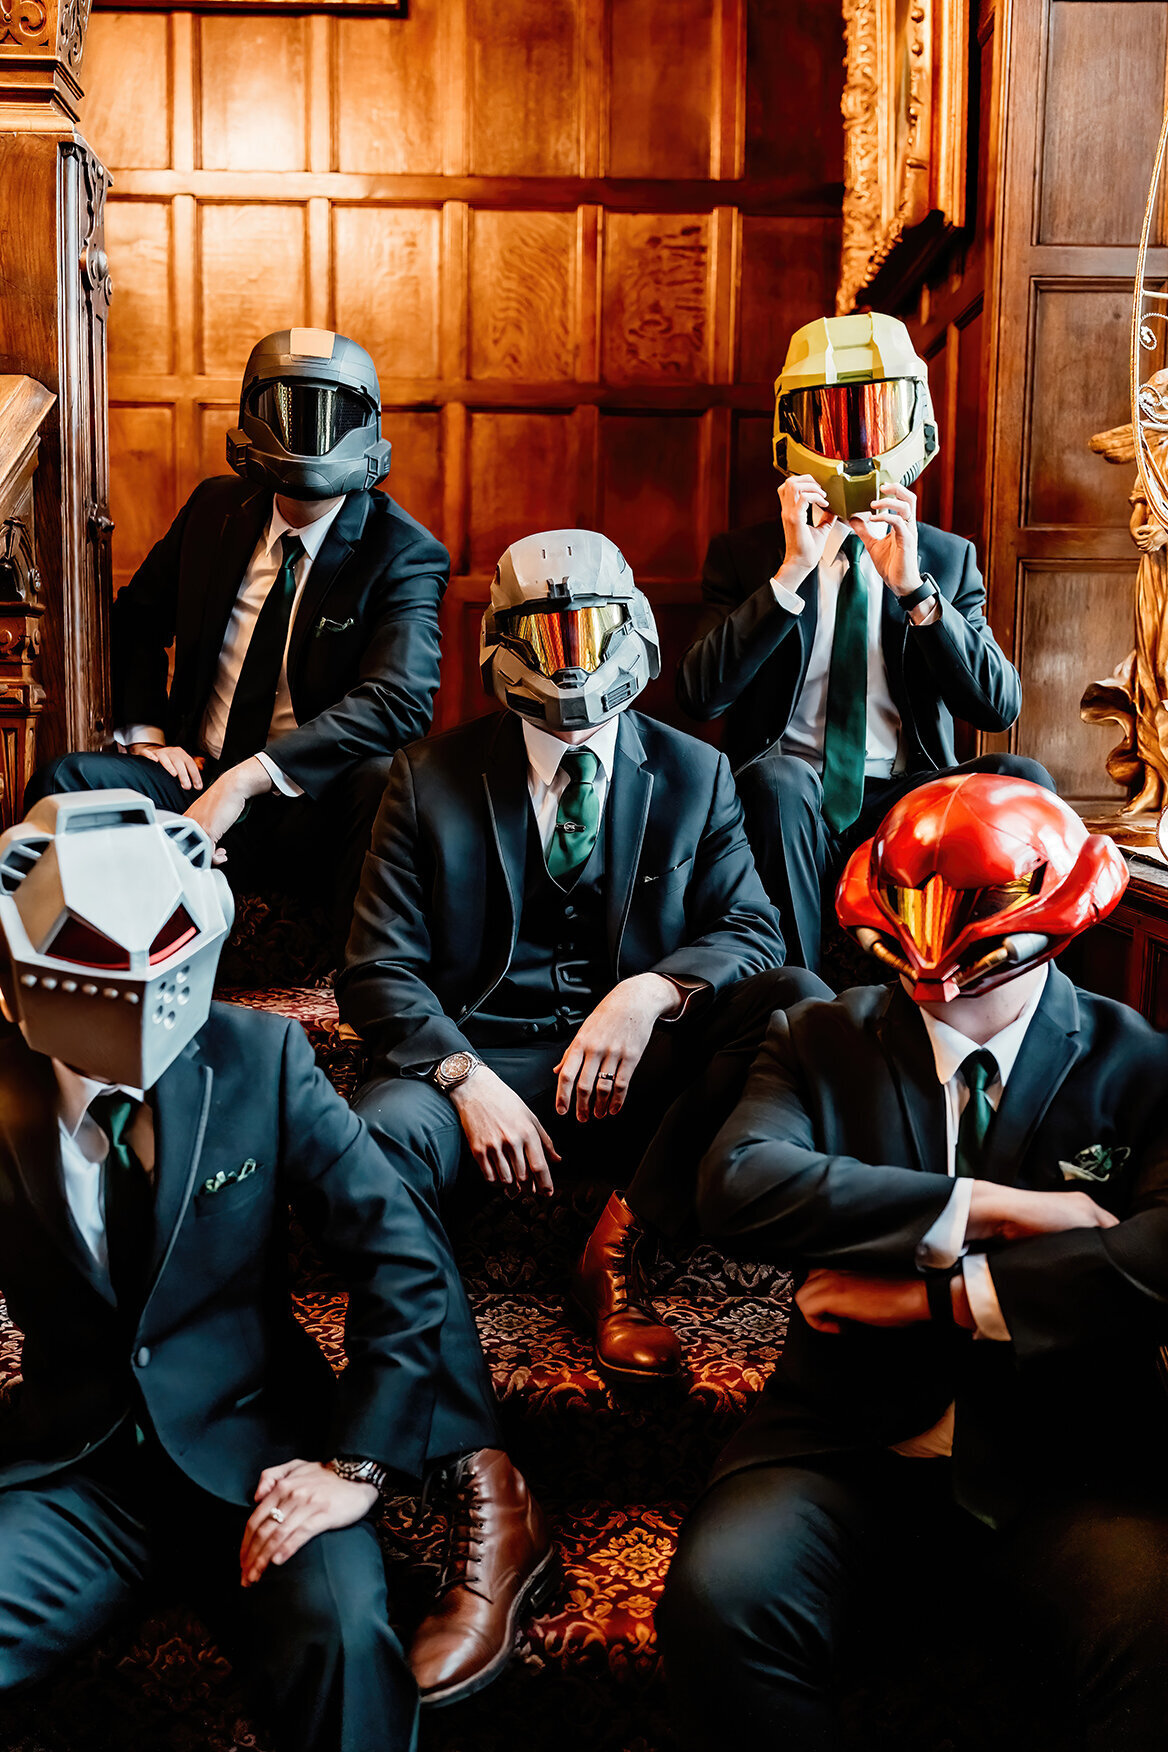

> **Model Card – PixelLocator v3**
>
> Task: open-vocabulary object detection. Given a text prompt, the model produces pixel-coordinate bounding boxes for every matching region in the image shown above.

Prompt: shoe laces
[436,1456,487,1595]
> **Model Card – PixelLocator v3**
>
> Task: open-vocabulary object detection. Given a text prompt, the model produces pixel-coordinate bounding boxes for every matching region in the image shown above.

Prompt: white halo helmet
[480,529,661,732]
[0,791,233,1088]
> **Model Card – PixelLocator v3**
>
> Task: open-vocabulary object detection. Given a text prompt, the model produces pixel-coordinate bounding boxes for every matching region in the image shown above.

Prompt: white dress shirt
[522,716,619,854]
[891,965,1049,1458]
[53,1061,152,1276]
[120,494,346,798]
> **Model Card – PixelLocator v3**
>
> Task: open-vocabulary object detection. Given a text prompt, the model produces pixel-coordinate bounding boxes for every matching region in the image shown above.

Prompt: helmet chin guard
[836,774,1128,1004]
[480,529,661,731]
[0,792,233,1088]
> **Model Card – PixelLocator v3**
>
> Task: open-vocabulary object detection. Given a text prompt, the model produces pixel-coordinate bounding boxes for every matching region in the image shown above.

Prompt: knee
[739,752,823,814]
[976,753,1056,793]
[353,1076,461,1197]
[24,751,97,806]
[277,1547,401,1676]
[660,1510,779,1664]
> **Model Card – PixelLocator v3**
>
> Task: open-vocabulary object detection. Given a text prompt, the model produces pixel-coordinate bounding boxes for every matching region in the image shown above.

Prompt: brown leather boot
[569,1190,684,1384]
[409,1448,558,1707]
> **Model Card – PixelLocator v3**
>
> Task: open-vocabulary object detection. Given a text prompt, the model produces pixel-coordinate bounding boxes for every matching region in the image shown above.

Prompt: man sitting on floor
[660,772,1168,1751]
[338,527,827,1708]
[0,789,473,1752]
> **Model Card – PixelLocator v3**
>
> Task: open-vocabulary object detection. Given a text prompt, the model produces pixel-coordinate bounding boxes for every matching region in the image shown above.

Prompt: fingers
[781,474,831,518]
[607,1058,634,1117]
[523,1133,556,1198]
[254,1459,298,1501]
[556,1043,584,1117]
[591,1056,621,1119]
[575,1050,605,1123]
[211,846,228,865]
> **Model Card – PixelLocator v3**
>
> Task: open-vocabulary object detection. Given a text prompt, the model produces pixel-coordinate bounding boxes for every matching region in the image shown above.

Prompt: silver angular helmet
[0,791,233,1089]
[227,328,392,500]
[480,529,661,731]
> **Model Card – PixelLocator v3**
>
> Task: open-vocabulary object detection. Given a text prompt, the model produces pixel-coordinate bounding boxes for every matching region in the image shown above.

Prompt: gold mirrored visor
[883,873,1041,961]
[779,378,919,463]
[500,603,627,677]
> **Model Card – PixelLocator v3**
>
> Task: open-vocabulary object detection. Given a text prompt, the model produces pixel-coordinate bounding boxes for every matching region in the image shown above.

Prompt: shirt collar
[820,516,888,568]
[522,715,620,789]
[263,494,346,564]
[918,963,1049,1090]
[52,1060,146,1140]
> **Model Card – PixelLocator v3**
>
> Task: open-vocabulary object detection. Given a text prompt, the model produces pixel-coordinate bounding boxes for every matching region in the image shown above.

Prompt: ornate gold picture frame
[91,0,406,13]
[838,0,968,313]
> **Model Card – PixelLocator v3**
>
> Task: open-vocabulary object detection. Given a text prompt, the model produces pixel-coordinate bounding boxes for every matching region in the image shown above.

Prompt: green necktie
[546,747,601,884]
[92,1092,153,1312]
[219,530,305,769]
[820,532,868,834]
[955,1050,998,1178]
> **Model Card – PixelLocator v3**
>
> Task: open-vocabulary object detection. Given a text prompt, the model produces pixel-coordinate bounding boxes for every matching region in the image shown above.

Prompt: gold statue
[1080,368,1168,817]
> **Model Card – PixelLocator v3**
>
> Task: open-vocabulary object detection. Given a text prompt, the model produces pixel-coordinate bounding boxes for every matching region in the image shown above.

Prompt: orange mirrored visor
[502,603,626,677]
[882,873,1040,961]
[779,378,918,462]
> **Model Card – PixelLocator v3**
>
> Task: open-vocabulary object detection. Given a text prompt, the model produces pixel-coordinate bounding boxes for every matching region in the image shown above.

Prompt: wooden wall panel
[738,217,842,383]
[335,15,444,174]
[599,413,704,575]
[1026,283,1138,528]
[81,17,171,170]
[199,205,309,376]
[731,411,776,528]
[108,405,176,583]
[1015,565,1131,804]
[469,0,581,176]
[607,0,716,179]
[333,207,443,381]
[467,412,581,570]
[381,409,445,542]
[105,202,174,377]
[602,214,712,383]
[469,211,577,381]
[197,18,310,172]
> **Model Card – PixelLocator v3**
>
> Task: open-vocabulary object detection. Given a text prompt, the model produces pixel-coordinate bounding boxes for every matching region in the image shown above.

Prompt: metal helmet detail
[773,311,938,520]
[836,773,1127,1004]
[227,328,392,500]
[0,791,234,1087]
[480,529,661,732]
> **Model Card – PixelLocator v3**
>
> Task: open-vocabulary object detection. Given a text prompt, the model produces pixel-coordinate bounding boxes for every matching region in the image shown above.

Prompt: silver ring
[597,1073,615,1082]
[268,1507,285,1524]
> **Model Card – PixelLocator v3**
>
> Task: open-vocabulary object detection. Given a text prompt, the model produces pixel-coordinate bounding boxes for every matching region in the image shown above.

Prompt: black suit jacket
[111,477,449,798]
[337,710,786,1072]
[676,518,1022,774]
[699,971,1168,1498]
[0,1005,447,1504]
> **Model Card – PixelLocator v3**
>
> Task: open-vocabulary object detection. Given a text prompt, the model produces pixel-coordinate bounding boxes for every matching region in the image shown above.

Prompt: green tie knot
[546,746,602,883]
[279,532,305,571]
[562,747,599,785]
[841,531,864,567]
[962,1049,997,1098]
[91,1091,137,1155]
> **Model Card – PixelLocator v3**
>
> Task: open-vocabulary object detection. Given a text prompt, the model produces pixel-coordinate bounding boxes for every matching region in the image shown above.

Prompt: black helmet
[227,328,391,500]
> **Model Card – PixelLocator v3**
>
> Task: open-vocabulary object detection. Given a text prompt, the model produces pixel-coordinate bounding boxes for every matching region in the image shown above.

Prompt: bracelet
[924,1267,957,1327]
[327,1455,389,1493]
[899,575,938,613]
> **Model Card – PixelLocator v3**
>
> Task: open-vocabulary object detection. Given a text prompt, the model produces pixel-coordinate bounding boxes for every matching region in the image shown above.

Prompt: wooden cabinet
[0,376,55,828]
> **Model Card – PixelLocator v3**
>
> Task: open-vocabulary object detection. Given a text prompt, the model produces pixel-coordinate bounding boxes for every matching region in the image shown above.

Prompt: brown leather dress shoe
[569,1190,684,1384]
[409,1448,558,1707]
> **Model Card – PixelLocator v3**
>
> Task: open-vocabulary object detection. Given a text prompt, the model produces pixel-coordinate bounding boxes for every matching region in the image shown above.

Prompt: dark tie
[820,532,868,834]
[955,1049,998,1178]
[219,531,305,769]
[546,747,601,883]
[91,1092,153,1313]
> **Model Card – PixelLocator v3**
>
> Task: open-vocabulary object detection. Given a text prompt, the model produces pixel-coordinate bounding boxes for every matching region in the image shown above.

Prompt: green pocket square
[200,1158,258,1197]
[1058,1144,1130,1184]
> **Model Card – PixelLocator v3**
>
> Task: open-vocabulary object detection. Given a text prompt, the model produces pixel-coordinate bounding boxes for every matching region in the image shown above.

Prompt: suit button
[135,1347,151,1368]
[563,906,577,922]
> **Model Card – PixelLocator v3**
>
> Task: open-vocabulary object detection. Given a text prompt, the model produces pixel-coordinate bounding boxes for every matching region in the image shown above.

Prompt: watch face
[440,1051,475,1084]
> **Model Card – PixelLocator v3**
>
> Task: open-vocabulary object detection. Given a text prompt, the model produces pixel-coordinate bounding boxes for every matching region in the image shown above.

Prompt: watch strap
[327,1455,389,1492]
[925,1266,957,1327]
[900,574,939,613]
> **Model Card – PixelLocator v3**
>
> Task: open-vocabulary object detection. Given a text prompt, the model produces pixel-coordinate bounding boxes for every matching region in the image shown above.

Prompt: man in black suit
[676,311,1050,970]
[0,788,477,1752]
[27,329,447,942]
[659,773,1168,1752]
[338,528,826,1707]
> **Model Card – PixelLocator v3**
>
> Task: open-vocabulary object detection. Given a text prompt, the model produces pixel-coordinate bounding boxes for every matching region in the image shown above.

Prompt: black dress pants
[354,966,830,1465]
[0,1437,416,1752]
[735,751,1057,971]
[658,1452,1168,1752]
[25,748,394,949]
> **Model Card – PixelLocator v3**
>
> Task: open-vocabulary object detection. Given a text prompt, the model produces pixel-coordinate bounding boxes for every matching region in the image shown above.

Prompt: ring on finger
[268,1507,285,1524]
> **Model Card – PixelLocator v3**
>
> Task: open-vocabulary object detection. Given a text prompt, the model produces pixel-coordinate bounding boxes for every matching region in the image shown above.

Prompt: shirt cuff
[114,725,165,749]
[962,1253,1012,1341]
[915,1176,973,1270]
[770,576,807,615]
[256,752,305,799]
[657,976,711,1021]
[908,596,942,628]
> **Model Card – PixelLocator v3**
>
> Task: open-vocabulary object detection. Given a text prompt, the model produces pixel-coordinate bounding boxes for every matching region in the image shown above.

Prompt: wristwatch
[327,1455,389,1492]
[900,573,939,613]
[431,1049,482,1092]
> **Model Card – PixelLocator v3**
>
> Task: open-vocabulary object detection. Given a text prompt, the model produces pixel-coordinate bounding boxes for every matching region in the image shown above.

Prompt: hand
[241,1459,378,1587]
[796,1268,929,1334]
[847,482,922,597]
[555,973,679,1122]
[130,742,203,792]
[183,756,272,864]
[448,1063,561,1195]
[967,1182,1119,1242]
[774,473,835,586]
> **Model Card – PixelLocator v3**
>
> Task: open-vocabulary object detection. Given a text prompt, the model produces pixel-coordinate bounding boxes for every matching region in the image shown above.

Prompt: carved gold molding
[838,0,968,313]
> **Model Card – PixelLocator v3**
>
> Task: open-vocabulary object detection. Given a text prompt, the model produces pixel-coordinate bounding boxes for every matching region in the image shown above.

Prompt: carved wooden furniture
[0,376,54,827]
[0,0,113,768]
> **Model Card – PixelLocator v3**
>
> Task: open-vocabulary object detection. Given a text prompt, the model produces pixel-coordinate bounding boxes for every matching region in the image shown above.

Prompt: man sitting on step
[338,527,826,1709]
[660,773,1168,1752]
[27,328,447,950]
[0,788,475,1752]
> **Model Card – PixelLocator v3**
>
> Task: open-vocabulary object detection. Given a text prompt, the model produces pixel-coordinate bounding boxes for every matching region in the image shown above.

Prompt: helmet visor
[779,378,919,463]
[882,872,1041,961]
[501,604,627,677]
[250,380,374,457]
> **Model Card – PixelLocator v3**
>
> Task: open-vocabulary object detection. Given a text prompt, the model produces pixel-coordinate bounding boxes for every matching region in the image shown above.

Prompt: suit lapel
[873,985,948,1175]
[143,1042,214,1303]
[286,491,371,685]
[195,487,271,715]
[606,714,654,975]
[979,969,1081,1185]
[480,714,530,979]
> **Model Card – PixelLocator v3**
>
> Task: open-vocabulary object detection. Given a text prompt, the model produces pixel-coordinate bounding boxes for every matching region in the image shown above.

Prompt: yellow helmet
[773,312,938,519]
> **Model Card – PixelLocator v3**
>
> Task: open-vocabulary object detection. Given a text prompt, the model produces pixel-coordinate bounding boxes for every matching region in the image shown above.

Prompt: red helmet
[836,774,1127,1003]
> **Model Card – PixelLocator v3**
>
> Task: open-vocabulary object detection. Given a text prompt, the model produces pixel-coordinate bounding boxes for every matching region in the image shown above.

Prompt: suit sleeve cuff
[963,1253,1012,1341]
[114,725,165,749]
[657,975,712,1022]
[915,1176,972,1269]
[256,751,305,798]
[770,577,807,615]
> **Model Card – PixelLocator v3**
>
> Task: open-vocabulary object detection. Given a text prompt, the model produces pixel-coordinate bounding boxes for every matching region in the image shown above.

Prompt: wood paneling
[1026,283,1137,527]
[84,0,843,729]
[1015,565,1131,803]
